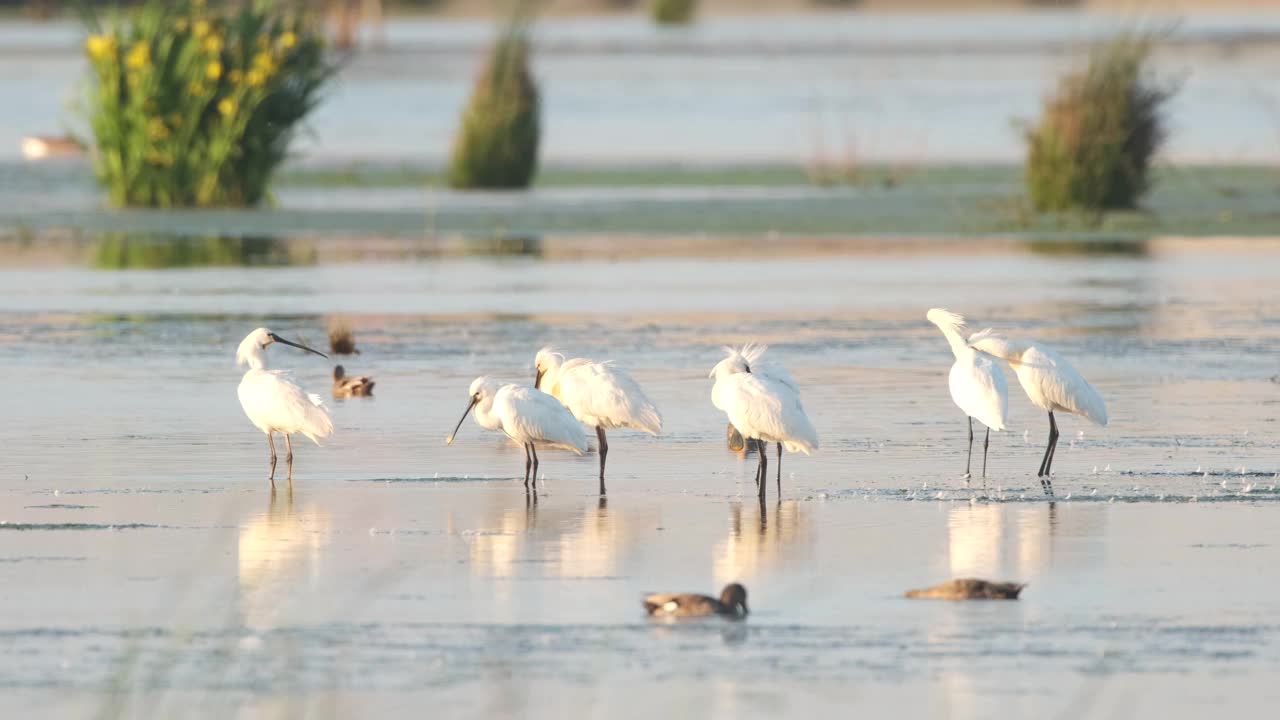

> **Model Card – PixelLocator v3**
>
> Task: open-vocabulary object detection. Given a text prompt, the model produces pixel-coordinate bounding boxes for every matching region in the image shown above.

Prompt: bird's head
[720,583,749,615]
[237,327,328,370]
[708,345,753,380]
[967,329,1027,365]
[533,347,563,389]
[468,376,500,401]
[449,377,500,445]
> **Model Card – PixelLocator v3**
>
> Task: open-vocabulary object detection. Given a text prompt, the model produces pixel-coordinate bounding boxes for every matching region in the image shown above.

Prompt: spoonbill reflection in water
[448,377,588,491]
[236,328,333,487]
[968,330,1107,494]
[927,309,1009,481]
[710,345,818,500]
[534,347,662,496]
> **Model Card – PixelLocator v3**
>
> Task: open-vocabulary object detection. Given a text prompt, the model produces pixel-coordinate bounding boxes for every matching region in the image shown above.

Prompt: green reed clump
[82,0,336,208]
[650,0,697,25]
[448,12,541,189]
[1024,32,1175,213]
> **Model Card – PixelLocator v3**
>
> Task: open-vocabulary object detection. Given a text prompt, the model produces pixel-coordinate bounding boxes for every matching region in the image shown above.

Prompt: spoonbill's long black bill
[269,333,329,359]
[447,396,479,445]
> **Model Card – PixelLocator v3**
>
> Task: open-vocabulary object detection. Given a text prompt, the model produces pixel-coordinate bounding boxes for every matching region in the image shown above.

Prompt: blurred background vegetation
[4,0,1280,262]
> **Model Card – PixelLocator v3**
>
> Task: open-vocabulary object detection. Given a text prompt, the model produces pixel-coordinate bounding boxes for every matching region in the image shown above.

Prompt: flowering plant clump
[83,0,335,207]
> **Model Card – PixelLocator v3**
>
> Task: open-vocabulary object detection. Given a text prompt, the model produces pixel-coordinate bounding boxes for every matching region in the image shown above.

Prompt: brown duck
[726,424,760,453]
[905,578,1025,600]
[644,583,749,618]
[332,365,375,398]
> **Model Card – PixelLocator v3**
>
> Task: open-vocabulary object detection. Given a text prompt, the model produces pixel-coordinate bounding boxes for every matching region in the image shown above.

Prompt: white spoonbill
[927,309,1009,480]
[236,328,333,486]
[723,343,800,456]
[534,348,662,496]
[447,377,589,490]
[968,330,1107,493]
[710,345,818,499]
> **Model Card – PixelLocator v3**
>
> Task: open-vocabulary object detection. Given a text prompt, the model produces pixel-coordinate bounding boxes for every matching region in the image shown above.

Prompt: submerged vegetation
[447,5,541,190]
[650,0,697,25]
[82,0,335,208]
[1023,32,1176,215]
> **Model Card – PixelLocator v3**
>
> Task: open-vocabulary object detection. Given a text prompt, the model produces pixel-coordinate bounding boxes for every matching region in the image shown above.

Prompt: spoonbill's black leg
[267,432,278,486]
[752,443,762,499]
[776,442,782,496]
[596,426,609,497]
[965,417,974,482]
[982,427,991,479]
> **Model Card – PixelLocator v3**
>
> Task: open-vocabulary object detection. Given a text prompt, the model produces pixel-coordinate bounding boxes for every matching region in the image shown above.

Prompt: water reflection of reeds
[91,234,303,269]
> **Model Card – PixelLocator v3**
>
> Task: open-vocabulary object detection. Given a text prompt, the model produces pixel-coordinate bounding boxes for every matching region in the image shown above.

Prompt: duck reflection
[713,499,811,585]
[237,489,332,629]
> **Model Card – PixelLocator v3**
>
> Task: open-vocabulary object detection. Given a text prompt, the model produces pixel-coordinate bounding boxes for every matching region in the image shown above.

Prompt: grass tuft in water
[447,2,540,190]
[1023,31,1176,215]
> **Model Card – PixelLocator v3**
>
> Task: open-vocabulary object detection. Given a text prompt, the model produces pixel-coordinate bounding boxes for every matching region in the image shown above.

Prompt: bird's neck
[937,325,970,360]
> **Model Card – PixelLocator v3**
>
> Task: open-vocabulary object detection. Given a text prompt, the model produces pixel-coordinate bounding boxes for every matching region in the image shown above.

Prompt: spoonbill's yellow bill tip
[445,434,454,445]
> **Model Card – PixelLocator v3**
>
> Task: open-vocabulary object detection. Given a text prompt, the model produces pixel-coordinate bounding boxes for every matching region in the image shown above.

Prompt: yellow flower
[193,20,210,38]
[279,32,297,50]
[125,42,149,70]
[252,51,273,72]
[203,34,222,54]
[246,69,266,87]
[147,117,170,140]
[206,60,222,80]
[85,34,115,60]
[174,18,189,33]
[218,98,237,116]
[228,69,243,83]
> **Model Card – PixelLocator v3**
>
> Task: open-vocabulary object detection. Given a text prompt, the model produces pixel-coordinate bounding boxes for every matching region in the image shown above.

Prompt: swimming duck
[332,365,375,398]
[644,583,749,618]
[904,578,1025,600]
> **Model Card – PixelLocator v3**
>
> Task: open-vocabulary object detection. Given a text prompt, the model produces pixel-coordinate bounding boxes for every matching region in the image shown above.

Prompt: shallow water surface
[2,240,1279,717]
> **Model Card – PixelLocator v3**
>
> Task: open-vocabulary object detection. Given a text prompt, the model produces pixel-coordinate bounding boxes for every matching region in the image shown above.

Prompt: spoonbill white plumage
[447,377,589,490]
[236,328,333,486]
[710,345,818,499]
[723,344,798,454]
[927,309,1009,480]
[534,348,662,496]
[968,330,1107,493]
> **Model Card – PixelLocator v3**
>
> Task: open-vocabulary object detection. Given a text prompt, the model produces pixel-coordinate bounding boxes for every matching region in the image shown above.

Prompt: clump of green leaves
[82,0,336,207]
[447,9,541,190]
[1024,32,1175,213]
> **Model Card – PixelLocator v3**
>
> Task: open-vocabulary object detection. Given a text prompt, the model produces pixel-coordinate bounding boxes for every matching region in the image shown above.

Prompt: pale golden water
[2,240,1280,717]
